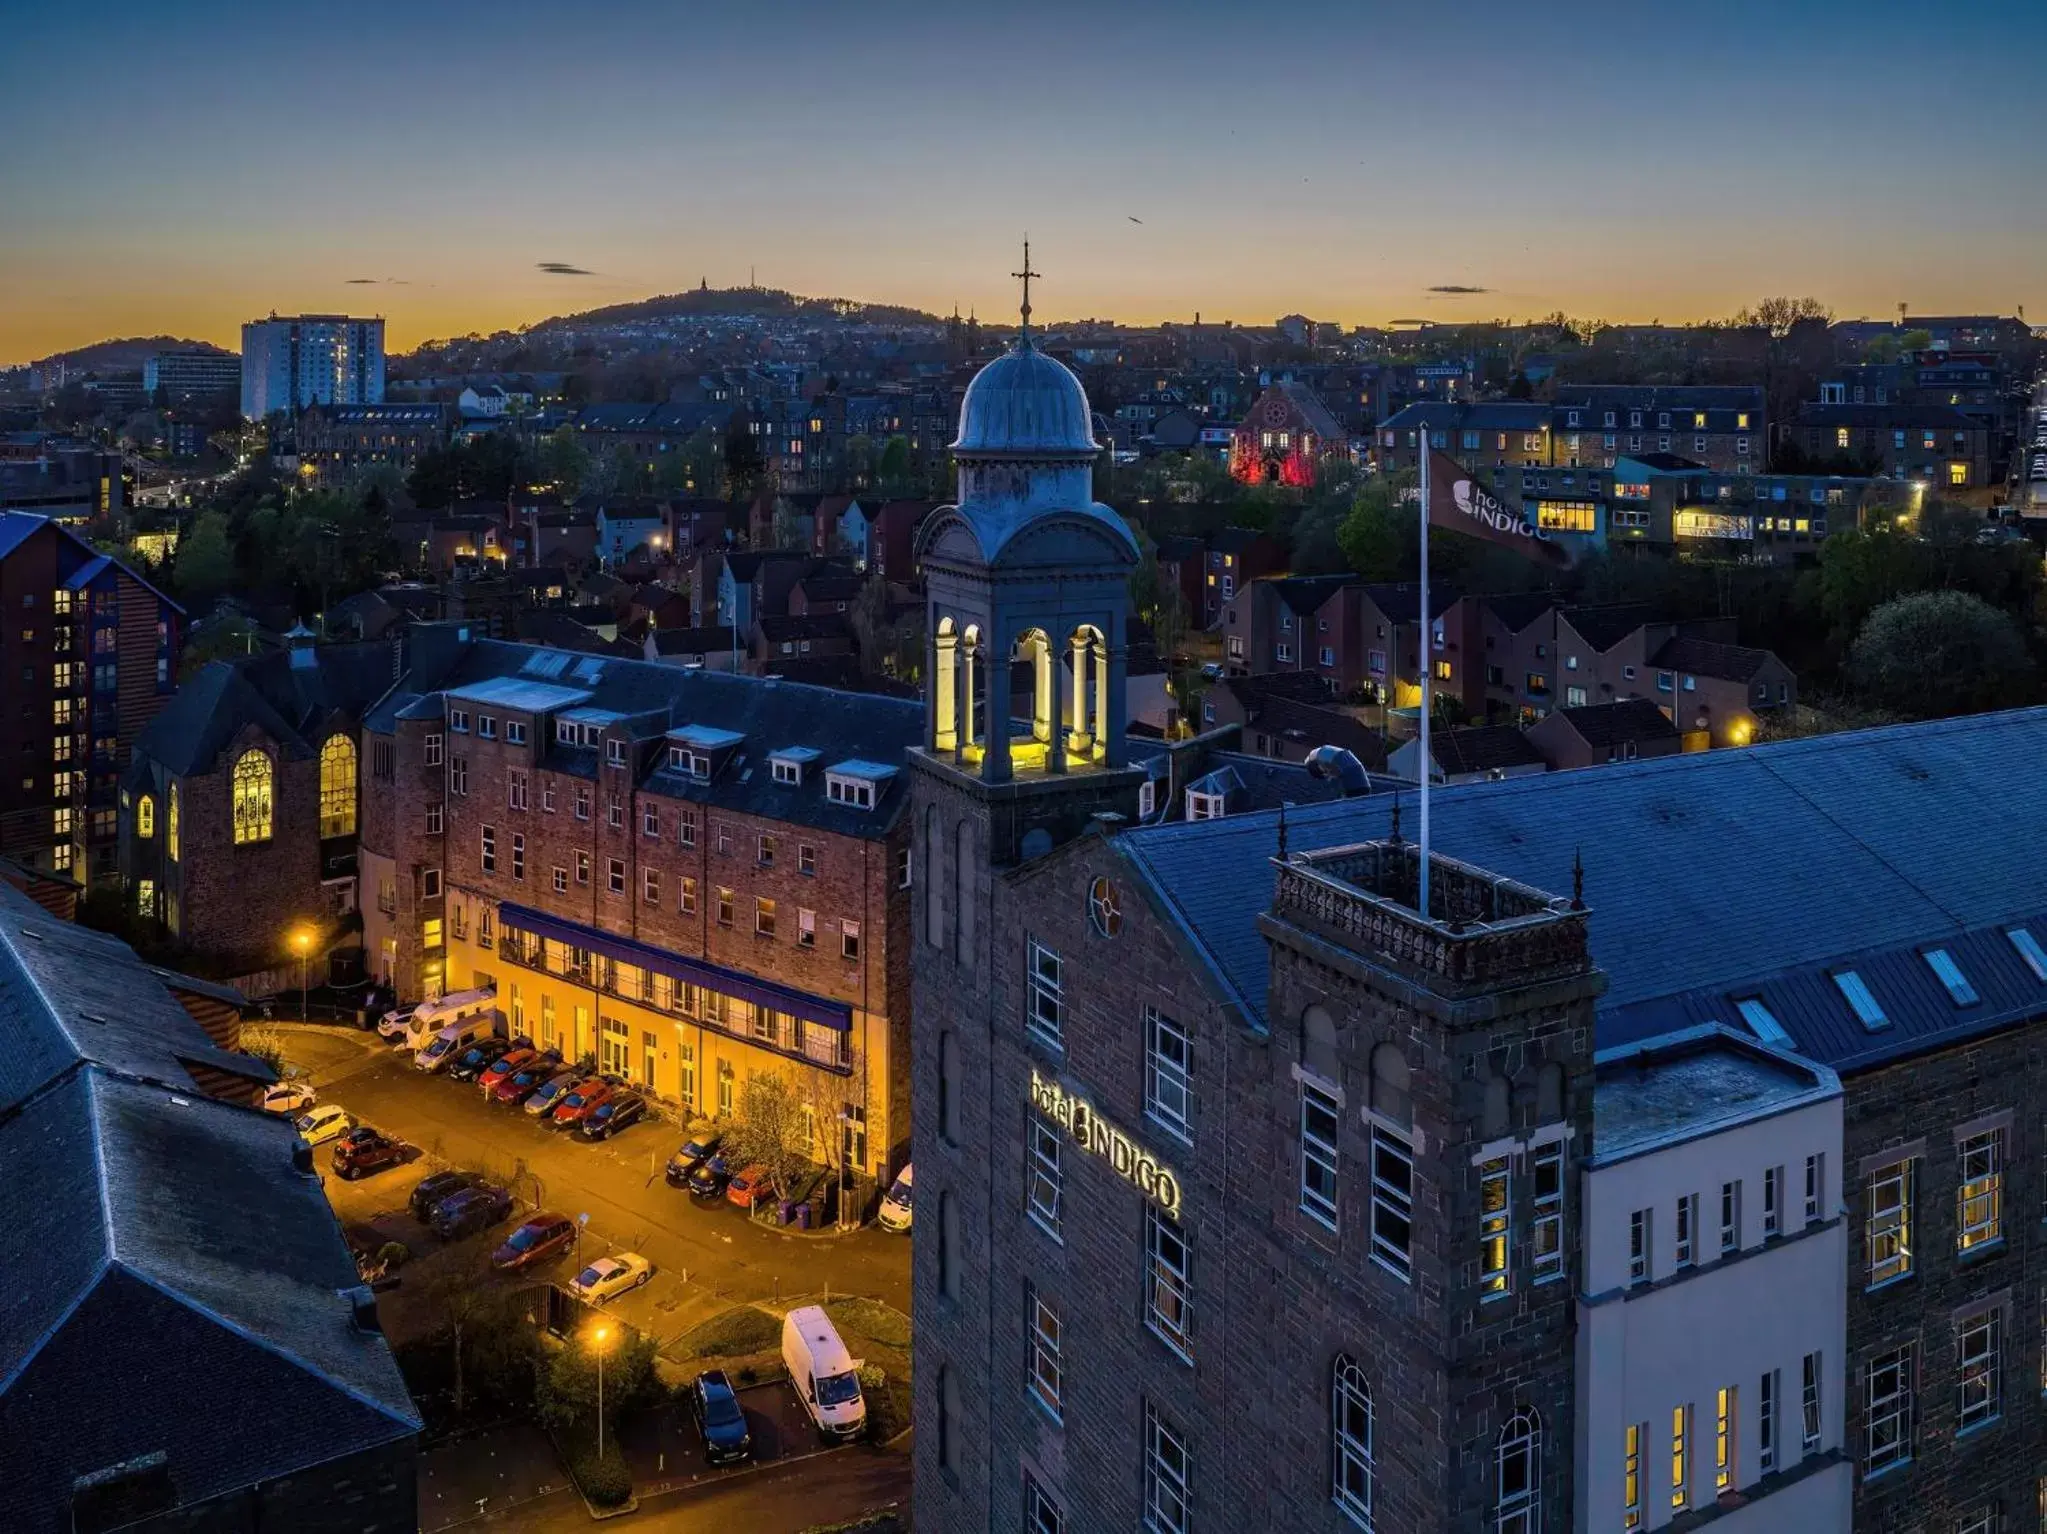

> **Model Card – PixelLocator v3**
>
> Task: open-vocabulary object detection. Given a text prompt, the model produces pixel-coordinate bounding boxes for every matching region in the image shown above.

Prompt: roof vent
[1304,744,1372,797]
[342,1284,383,1335]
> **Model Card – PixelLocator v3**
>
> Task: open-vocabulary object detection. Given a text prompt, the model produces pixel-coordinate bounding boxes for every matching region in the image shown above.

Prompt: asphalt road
[273,1025,910,1341]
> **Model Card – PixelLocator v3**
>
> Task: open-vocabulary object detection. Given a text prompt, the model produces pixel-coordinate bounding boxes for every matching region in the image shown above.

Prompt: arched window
[136,795,155,839]
[231,750,273,845]
[1497,1409,1541,1533]
[924,804,947,949]
[167,783,180,861]
[319,733,357,838]
[1332,1355,1374,1527]
[1369,1043,1411,1128]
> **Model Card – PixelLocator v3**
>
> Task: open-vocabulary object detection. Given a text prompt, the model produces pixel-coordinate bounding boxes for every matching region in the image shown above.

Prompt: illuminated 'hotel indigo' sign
[1030,1069,1183,1220]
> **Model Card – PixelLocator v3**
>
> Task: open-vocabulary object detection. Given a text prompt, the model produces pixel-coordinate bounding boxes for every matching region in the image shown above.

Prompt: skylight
[1830,969,1888,1031]
[2007,927,2047,982]
[1733,997,1793,1047]
[1922,949,1978,1007]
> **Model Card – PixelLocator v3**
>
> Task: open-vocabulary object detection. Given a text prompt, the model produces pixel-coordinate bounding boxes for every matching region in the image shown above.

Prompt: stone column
[1045,632,1066,775]
[1069,632,1092,753]
[1032,634,1053,745]
[933,629,958,752]
[983,632,1012,783]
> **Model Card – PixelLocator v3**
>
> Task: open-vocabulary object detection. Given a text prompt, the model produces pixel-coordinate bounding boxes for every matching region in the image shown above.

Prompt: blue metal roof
[443,675,594,712]
[1117,707,2047,1073]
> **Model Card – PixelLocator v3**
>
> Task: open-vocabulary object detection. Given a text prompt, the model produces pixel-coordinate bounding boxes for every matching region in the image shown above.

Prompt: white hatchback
[261,1081,317,1116]
[568,1253,654,1305]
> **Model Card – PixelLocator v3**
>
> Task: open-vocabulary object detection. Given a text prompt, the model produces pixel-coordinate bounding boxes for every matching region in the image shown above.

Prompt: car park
[409,1169,489,1221]
[478,1047,537,1095]
[567,1252,654,1304]
[294,1104,355,1146]
[522,1069,586,1118]
[548,1079,616,1131]
[688,1369,753,1465]
[725,1164,775,1211]
[578,1092,646,1141]
[686,1155,732,1201]
[665,1136,721,1186]
[490,1053,562,1106]
[492,1212,576,1271]
[432,1185,516,1241]
[445,1038,513,1082]
[260,1081,316,1116]
[332,1127,404,1180]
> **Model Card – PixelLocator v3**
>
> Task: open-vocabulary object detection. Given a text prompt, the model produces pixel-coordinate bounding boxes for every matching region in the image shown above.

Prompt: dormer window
[478,715,497,740]
[557,719,578,745]
[667,745,711,780]
[772,758,803,786]
[1185,790,1225,821]
[607,739,628,768]
[581,724,602,747]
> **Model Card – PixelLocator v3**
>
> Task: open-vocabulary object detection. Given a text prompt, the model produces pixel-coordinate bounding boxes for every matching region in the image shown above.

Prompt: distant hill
[41,336,230,373]
[531,286,945,333]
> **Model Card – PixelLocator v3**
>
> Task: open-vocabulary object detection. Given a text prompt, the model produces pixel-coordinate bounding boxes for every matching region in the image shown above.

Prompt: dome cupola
[951,336,1098,460]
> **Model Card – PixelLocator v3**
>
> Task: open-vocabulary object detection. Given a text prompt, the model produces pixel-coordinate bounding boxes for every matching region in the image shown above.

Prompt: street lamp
[589,1323,615,1460]
[291,927,314,1020]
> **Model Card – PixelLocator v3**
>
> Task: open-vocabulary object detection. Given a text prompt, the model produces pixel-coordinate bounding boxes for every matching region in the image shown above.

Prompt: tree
[844,433,875,491]
[724,411,767,497]
[1846,590,2033,719]
[174,511,235,601]
[875,435,912,494]
[534,425,592,499]
[725,1074,809,1201]
[849,575,894,679]
[1730,296,1833,338]
[535,1323,660,1435]
[769,496,807,551]
[1336,473,1412,581]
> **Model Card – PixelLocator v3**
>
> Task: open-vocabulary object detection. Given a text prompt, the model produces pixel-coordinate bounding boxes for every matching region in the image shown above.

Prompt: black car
[665,1135,722,1187]
[409,1169,489,1222]
[689,1369,753,1465]
[579,1092,646,1141]
[430,1185,515,1241]
[686,1154,732,1200]
[445,1038,514,1082]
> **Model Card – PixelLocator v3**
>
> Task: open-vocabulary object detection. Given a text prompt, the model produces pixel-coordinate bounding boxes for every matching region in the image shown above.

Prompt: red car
[491,1212,576,1271]
[548,1078,616,1131]
[489,1051,562,1106]
[478,1047,536,1095]
[726,1164,775,1211]
[332,1127,404,1180]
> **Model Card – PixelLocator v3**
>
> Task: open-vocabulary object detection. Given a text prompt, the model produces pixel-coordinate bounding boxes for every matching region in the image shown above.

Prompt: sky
[4,0,2044,364]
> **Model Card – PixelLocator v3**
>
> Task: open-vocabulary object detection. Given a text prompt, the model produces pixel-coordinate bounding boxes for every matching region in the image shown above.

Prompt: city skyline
[5,0,2045,364]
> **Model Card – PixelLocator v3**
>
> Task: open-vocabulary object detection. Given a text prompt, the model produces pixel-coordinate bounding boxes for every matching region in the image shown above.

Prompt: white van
[415,1014,496,1071]
[877,1163,913,1233]
[398,987,497,1053]
[781,1305,866,1441]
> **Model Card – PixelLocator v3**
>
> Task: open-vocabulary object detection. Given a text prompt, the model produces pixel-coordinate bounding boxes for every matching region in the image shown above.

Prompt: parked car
[260,1081,316,1116]
[492,1212,576,1271]
[665,1136,721,1187]
[782,1306,866,1441]
[332,1127,404,1180]
[522,1069,586,1118]
[725,1164,775,1211]
[567,1252,654,1305]
[478,1047,537,1094]
[548,1079,616,1131]
[294,1104,355,1146]
[432,1185,516,1241]
[686,1155,732,1201]
[579,1092,646,1141]
[375,1004,418,1043]
[445,1038,513,1082]
[490,1053,562,1106]
[688,1369,753,1465]
[409,1169,489,1222]
[878,1163,913,1233]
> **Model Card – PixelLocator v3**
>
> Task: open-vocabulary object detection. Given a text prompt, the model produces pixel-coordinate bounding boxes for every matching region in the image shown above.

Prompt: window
[1332,1357,1374,1527]
[679,876,696,914]
[448,756,468,795]
[1958,1307,2001,1431]
[1026,937,1063,1049]
[757,833,776,867]
[715,822,731,855]
[1674,1193,1697,1268]
[755,896,776,937]
[1629,1209,1652,1284]
[136,794,154,838]
[576,851,590,885]
[1669,1404,1690,1511]
[1832,969,1887,1029]
[449,708,470,733]
[1957,1126,2005,1250]
[800,843,817,876]
[1027,1287,1062,1420]
[1763,1167,1781,1237]
[716,887,733,925]
[553,865,567,894]
[607,794,623,829]
[1925,948,1978,1005]
[480,825,496,873]
[478,714,497,740]
[317,735,356,837]
[1498,1409,1540,1534]
[1027,1113,1063,1235]
[1364,1119,1415,1282]
[643,868,660,903]
[1865,1343,1911,1472]
[1804,1154,1825,1224]
[771,756,802,786]
[508,771,528,810]
[231,750,273,844]
[1715,1386,1737,1492]
[420,867,442,898]
[1300,1079,1340,1230]
[607,857,625,896]
[643,806,659,837]
[1024,1474,1064,1534]
[574,786,590,820]
[1956,1508,2000,1534]
[542,781,555,812]
[678,807,697,847]
[607,738,627,768]
[1623,1422,1643,1529]
[167,783,179,860]
[1144,1403,1191,1534]
[1480,1157,1512,1297]
[510,832,524,881]
[841,918,861,961]
[1531,1144,1564,1283]
[826,772,877,809]
[1734,997,1792,1046]
[2006,926,2047,980]
[506,720,526,746]
[1145,1207,1192,1359]
[1720,1181,1742,1254]
[1758,1369,1778,1473]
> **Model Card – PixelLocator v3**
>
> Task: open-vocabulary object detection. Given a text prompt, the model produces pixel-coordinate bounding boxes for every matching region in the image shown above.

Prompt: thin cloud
[345,278,377,284]
[1428,284,1490,295]
[345,277,411,285]
[537,261,595,276]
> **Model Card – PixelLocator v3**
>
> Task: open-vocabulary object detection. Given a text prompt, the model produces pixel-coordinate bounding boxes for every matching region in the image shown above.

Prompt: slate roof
[1245,697,1388,769]
[759,612,853,643]
[1482,591,1556,633]
[1116,706,2047,1073]
[1269,574,1353,617]
[1271,381,1345,440]
[1557,604,1657,654]
[1793,402,1982,431]
[0,884,416,1526]
[1429,725,1546,776]
[650,625,738,657]
[134,641,403,777]
[1650,635,1777,683]
[1379,401,1550,432]
[1551,698,1680,748]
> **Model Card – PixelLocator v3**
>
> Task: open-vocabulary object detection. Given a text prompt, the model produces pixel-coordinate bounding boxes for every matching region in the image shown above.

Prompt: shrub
[376,1241,410,1270]
[571,1441,632,1507]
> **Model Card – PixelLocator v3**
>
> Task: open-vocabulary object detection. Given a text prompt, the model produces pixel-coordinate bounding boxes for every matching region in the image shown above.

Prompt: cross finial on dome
[1012,238,1040,341]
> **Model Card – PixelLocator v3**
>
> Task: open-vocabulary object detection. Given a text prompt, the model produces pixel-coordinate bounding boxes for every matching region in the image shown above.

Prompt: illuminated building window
[167,783,179,860]
[1956,1126,2005,1251]
[1537,501,1596,532]
[136,795,155,838]
[231,750,273,845]
[1949,462,1968,486]
[319,734,357,838]
[1479,1157,1511,1297]
[1623,1422,1642,1528]
[1835,427,1851,449]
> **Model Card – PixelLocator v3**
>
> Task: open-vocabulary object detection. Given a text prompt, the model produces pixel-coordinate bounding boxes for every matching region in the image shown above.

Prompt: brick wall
[173,727,329,968]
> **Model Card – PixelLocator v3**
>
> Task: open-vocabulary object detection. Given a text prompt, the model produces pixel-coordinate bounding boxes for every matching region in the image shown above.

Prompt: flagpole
[1417,446,1432,920]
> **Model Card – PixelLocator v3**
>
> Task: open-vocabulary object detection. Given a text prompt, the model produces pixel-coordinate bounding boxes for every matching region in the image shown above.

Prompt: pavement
[274,1023,909,1356]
